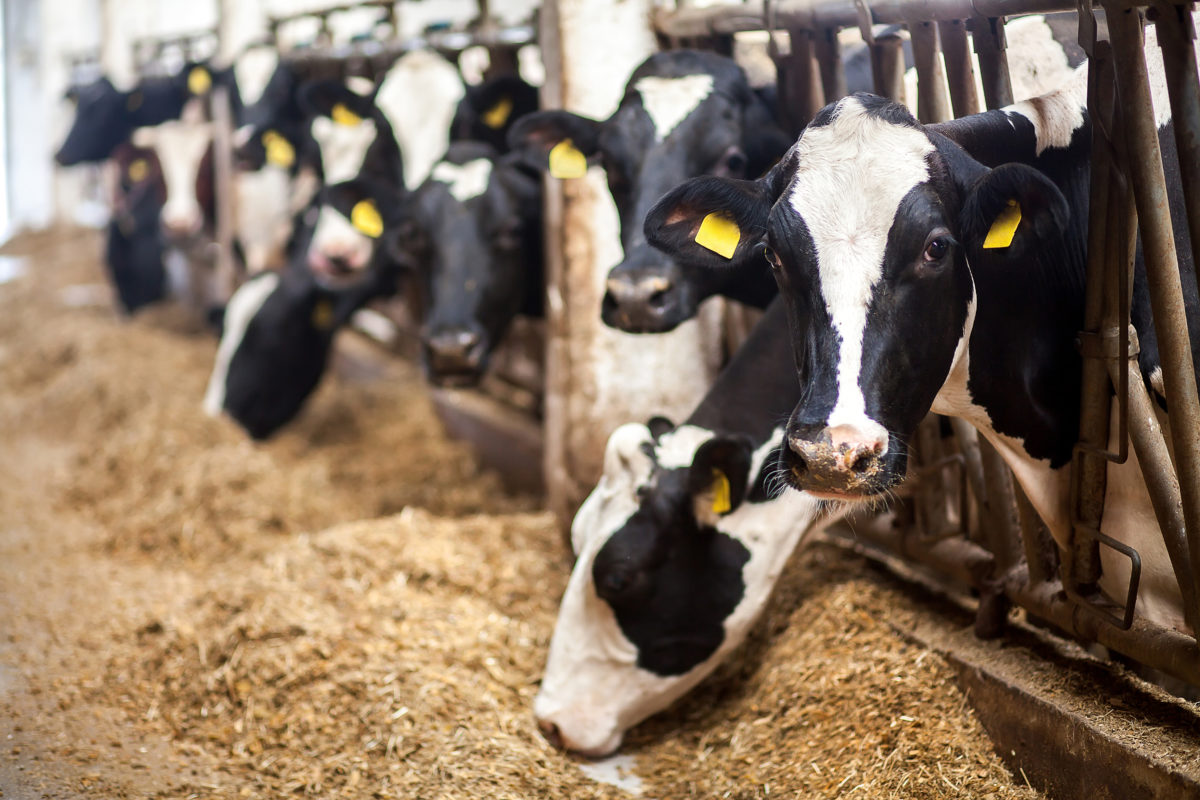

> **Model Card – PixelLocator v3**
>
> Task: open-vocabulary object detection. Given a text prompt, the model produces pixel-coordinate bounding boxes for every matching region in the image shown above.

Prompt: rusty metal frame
[651,0,1200,689]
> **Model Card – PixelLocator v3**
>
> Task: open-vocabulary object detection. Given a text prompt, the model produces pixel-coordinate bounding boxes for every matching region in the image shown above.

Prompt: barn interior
[2,1,1200,798]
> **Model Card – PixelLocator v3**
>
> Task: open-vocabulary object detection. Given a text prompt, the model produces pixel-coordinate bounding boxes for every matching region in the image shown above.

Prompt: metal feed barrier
[654,0,1200,692]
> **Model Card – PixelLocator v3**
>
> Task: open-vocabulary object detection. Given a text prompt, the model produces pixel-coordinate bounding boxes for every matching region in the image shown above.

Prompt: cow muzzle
[601,267,690,334]
[422,326,488,386]
[533,711,623,758]
[784,424,890,498]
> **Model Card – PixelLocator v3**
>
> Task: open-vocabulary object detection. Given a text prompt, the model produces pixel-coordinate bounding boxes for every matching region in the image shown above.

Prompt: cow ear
[960,163,1070,256]
[506,110,602,176]
[644,175,774,271]
[299,80,375,123]
[603,422,653,478]
[689,434,754,525]
[646,415,675,440]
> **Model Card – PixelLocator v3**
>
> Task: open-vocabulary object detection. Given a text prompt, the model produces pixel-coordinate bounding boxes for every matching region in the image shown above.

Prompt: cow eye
[724,151,747,174]
[761,245,779,269]
[923,236,950,262]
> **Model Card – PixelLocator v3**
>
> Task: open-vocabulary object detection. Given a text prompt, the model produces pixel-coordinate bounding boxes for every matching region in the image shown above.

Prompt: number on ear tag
[188,66,212,96]
[711,468,732,515]
[351,199,383,238]
[128,159,148,183]
[311,299,334,330]
[263,131,295,168]
[695,213,741,259]
[332,103,362,127]
[982,200,1022,249]
[482,96,513,129]
[548,139,587,179]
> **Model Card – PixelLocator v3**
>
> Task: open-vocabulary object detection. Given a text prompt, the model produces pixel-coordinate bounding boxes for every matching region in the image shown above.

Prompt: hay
[0,227,1043,799]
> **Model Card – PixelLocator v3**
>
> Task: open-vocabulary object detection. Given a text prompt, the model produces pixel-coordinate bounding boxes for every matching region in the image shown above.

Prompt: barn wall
[541,0,727,524]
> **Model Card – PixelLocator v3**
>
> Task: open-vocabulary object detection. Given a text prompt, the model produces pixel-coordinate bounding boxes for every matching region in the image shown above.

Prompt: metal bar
[1110,350,1200,631]
[1151,0,1200,631]
[938,18,980,117]
[781,24,825,135]
[870,32,907,103]
[814,27,848,102]
[970,14,1014,109]
[909,19,952,123]
[1108,2,1200,635]
[211,84,238,302]
[1014,479,1058,586]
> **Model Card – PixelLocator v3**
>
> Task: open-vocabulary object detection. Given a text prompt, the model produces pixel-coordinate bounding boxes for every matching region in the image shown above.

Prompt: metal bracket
[855,0,875,45]
[1065,524,1142,630]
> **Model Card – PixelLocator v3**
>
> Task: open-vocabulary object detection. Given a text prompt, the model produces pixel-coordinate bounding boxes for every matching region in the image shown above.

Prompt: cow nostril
[850,450,875,474]
[647,288,669,309]
[537,719,564,750]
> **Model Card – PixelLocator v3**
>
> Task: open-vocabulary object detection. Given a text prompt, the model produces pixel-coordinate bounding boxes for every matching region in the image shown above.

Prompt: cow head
[300,77,404,188]
[306,177,406,289]
[645,94,1071,499]
[394,142,543,386]
[508,50,789,333]
[56,77,133,166]
[535,419,824,757]
[449,74,540,154]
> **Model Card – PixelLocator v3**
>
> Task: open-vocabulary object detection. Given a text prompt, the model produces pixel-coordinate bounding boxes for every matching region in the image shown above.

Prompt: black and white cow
[104,143,167,313]
[646,44,1197,632]
[393,140,543,385]
[534,300,839,756]
[202,253,402,440]
[449,74,540,154]
[508,49,791,333]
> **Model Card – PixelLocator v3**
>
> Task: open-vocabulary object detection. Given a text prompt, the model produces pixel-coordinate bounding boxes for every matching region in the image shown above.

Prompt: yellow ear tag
[982,199,1022,249]
[263,131,295,168]
[125,91,143,111]
[482,96,513,129]
[187,66,212,96]
[695,212,741,260]
[311,298,334,330]
[331,103,362,127]
[127,159,148,183]
[350,199,383,238]
[711,468,732,515]
[548,139,587,179]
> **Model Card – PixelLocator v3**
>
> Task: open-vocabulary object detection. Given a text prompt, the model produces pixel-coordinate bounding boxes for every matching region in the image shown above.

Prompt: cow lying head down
[647,49,1197,632]
[535,301,840,756]
[509,49,790,333]
[394,140,543,385]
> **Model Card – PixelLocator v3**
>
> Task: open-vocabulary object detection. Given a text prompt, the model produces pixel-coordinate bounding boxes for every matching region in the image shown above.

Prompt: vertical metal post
[970,14,1013,109]
[870,32,907,104]
[814,27,847,103]
[1108,3,1200,630]
[782,25,825,135]
[211,84,238,302]
[1151,1,1200,627]
[909,19,951,123]
[938,18,980,118]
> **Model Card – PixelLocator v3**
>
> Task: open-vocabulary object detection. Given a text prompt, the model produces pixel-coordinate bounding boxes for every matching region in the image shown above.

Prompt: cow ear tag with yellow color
[351,199,384,238]
[311,298,334,330]
[711,468,732,515]
[695,212,741,260]
[332,103,363,127]
[982,199,1022,249]
[188,66,212,96]
[128,159,148,183]
[548,139,587,179]
[482,96,513,129]
[263,131,295,168]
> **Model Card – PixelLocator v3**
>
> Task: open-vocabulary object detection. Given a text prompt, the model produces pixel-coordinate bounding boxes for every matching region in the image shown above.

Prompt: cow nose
[601,272,679,333]
[162,213,201,239]
[537,718,565,751]
[423,327,487,381]
[786,424,886,494]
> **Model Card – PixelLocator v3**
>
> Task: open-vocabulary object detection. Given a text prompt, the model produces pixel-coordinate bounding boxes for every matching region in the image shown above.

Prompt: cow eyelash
[759,244,780,269]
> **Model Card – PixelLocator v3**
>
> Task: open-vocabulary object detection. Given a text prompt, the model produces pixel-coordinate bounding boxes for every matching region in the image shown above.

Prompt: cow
[202,253,402,440]
[104,143,167,313]
[507,49,791,334]
[392,140,543,386]
[533,300,841,756]
[449,74,540,154]
[644,40,1197,633]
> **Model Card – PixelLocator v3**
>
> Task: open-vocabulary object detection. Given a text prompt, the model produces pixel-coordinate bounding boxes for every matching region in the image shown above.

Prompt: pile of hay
[0,227,1041,799]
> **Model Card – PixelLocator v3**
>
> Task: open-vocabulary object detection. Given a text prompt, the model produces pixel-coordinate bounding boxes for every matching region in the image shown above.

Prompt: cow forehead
[430,158,493,202]
[655,425,714,470]
[633,74,716,142]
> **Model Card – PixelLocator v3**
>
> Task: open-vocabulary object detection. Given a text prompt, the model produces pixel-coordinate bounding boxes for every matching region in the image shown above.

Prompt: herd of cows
[54,10,1199,762]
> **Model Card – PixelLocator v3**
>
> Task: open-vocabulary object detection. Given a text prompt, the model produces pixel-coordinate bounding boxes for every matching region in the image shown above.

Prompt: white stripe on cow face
[788,99,934,444]
[430,158,493,202]
[204,271,281,418]
[634,74,715,142]
[311,115,378,185]
[308,203,374,279]
[233,48,278,108]
[135,100,212,237]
